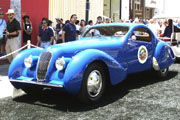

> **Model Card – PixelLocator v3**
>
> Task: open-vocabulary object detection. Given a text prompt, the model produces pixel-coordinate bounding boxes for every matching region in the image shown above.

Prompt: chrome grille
[37,51,52,81]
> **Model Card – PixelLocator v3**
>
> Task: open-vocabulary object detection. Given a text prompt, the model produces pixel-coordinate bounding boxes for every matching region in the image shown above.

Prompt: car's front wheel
[21,87,43,95]
[78,62,107,104]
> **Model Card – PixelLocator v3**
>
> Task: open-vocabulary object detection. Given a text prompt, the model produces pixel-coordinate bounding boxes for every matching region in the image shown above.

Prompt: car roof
[90,23,146,29]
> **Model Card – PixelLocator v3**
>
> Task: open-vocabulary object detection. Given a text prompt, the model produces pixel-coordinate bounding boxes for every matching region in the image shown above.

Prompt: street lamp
[85,0,90,24]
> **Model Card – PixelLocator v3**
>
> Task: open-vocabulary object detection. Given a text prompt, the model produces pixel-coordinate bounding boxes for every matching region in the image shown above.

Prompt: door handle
[128,42,133,46]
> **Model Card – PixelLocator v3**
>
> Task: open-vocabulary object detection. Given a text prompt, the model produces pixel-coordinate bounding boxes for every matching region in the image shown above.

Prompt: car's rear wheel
[157,67,169,78]
[78,62,107,104]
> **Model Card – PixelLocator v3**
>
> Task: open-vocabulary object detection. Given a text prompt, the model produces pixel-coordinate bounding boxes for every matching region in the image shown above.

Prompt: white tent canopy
[153,14,180,19]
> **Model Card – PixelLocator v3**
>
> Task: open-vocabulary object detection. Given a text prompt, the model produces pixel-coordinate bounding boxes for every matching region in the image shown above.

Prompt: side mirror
[131,35,136,40]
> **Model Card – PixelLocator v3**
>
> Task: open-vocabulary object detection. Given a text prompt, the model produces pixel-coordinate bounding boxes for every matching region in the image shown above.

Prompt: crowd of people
[1,8,180,63]
[130,17,180,37]
[36,14,105,47]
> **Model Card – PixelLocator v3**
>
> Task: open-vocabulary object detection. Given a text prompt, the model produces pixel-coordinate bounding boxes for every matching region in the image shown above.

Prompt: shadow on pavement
[0,64,9,76]
[175,58,180,64]
[13,70,178,112]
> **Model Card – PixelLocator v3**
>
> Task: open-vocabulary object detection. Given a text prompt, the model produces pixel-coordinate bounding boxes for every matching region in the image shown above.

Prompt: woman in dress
[79,19,86,35]
[22,15,32,46]
[57,23,63,44]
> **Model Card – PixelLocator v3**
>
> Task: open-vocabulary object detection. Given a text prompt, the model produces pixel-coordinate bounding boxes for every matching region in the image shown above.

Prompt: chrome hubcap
[161,68,167,74]
[87,70,102,98]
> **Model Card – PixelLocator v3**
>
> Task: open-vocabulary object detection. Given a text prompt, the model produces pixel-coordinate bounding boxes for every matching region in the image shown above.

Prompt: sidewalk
[0,64,13,98]
[0,64,24,99]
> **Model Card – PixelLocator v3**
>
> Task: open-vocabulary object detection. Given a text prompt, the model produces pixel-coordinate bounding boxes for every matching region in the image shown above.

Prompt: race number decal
[138,46,148,64]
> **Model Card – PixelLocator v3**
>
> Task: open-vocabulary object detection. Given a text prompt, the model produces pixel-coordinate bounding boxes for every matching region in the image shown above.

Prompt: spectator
[60,18,64,26]
[95,16,103,24]
[22,15,32,46]
[105,18,110,24]
[48,20,54,34]
[119,19,124,23]
[5,9,21,63]
[48,20,55,44]
[75,20,80,40]
[39,17,46,34]
[0,11,6,56]
[148,19,158,36]
[55,18,61,38]
[163,20,168,27]
[62,14,77,43]
[37,18,54,48]
[79,19,86,35]
[65,20,70,24]
[57,23,63,44]
[133,17,139,23]
[86,20,93,28]
[85,20,94,37]
[60,18,64,24]
[157,20,165,37]
[94,16,103,36]
[163,19,180,38]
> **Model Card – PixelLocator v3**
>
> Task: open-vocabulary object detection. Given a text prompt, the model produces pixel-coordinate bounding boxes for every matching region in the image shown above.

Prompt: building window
[135,3,141,10]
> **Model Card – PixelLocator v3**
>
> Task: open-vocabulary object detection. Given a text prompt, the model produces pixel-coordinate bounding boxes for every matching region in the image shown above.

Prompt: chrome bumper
[10,79,63,88]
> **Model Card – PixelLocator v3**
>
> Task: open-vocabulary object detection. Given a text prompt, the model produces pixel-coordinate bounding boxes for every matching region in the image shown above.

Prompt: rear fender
[154,41,175,70]
[63,49,127,94]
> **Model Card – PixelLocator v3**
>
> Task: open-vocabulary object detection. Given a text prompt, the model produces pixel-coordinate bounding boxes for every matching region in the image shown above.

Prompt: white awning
[153,14,180,19]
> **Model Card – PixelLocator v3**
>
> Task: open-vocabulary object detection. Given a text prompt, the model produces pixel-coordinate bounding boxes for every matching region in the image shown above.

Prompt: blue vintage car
[9,23,175,103]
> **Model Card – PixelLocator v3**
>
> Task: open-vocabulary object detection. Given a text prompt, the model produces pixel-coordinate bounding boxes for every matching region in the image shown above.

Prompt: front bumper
[10,79,63,88]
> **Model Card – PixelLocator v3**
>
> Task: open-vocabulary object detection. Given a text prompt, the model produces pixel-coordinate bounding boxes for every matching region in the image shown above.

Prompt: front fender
[63,49,127,94]
[8,48,43,79]
[154,41,175,69]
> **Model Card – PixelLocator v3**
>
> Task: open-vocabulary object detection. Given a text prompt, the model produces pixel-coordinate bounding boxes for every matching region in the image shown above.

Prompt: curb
[0,76,14,99]
[0,58,9,65]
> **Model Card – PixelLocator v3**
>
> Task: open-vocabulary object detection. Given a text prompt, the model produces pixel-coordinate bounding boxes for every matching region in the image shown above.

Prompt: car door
[126,27,154,74]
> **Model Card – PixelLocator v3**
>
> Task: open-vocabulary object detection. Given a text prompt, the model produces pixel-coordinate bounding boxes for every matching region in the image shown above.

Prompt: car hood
[44,37,125,57]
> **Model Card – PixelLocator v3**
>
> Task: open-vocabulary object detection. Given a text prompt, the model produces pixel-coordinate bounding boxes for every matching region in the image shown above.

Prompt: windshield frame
[82,26,130,38]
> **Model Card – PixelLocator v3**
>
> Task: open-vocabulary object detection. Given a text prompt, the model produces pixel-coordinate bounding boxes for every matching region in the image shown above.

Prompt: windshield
[82,26,129,37]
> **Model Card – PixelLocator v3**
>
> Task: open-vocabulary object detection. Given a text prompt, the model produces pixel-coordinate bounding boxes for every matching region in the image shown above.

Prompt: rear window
[132,28,152,42]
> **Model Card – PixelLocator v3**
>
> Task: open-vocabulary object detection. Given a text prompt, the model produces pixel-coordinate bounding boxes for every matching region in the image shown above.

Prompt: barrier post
[27,40,31,49]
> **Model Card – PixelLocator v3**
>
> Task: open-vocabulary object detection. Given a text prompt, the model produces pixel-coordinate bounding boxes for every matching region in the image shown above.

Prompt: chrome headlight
[24,55,33,68]
[55,56,65,71]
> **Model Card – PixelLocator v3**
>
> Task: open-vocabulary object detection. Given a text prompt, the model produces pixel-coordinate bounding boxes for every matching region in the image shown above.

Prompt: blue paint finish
[8,23,175,95]
[62,49,127,94]
[154,40,175,69]
[8,48,43,80]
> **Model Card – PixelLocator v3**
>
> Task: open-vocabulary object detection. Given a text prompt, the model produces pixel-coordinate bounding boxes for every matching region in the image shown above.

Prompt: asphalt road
[0,62,180,120]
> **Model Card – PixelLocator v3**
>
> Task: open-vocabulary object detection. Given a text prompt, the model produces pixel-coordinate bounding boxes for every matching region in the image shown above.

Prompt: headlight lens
[55,56,65,71]
[24,55,33,68]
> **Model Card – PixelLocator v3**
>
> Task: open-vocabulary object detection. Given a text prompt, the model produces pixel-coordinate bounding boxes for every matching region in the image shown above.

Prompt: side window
[132,28,152,42]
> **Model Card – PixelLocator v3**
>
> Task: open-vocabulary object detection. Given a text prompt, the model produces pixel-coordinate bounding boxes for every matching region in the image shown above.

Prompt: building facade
[49,0,103,24]
[103,0,129,22]
[129,0,157,20]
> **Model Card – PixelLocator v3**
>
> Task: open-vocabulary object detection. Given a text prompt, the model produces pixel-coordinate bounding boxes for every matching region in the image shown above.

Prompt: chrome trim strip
[10,79,63,88]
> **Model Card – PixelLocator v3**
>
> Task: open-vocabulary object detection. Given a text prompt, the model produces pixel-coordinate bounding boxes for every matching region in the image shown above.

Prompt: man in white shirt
[148,19,158,36]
